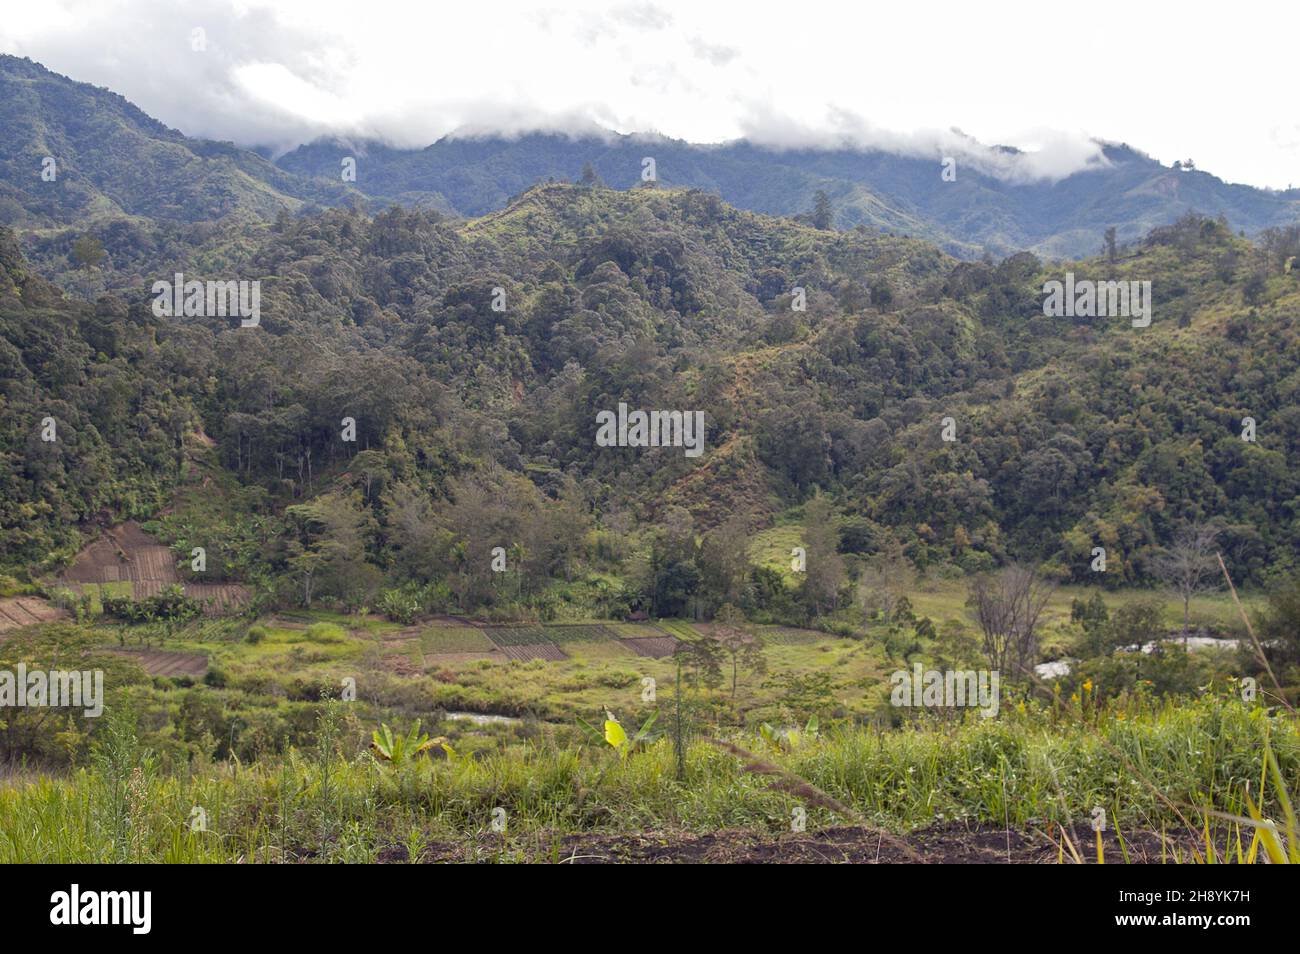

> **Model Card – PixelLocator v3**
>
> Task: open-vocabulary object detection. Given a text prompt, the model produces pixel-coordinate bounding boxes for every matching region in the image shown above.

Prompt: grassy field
[0,581,1288,863]
[1,697,1293,863]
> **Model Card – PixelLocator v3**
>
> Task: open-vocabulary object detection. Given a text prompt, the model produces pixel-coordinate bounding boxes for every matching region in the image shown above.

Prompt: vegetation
[2,54,1300,862]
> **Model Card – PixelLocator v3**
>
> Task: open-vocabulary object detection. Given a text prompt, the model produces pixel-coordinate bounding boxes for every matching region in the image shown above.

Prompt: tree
[968,564,1054,679]
[1103,226,1118,264]
[1256,574,1300,676]
[710,604,767,699]
[811,190,834,230]
[1152,522,1220,644]
[857,530,912,620]
[580,162,602,187]
[800,493,845,617]
[284,493,371,606]
[71,234,105,270]
[698,514,752,614]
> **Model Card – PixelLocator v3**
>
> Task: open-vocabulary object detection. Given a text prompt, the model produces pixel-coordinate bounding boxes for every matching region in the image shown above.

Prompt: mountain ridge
[4,54,1300,260]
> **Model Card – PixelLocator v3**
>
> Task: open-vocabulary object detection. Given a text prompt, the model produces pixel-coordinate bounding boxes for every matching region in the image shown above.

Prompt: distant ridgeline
[4,54,1300,260]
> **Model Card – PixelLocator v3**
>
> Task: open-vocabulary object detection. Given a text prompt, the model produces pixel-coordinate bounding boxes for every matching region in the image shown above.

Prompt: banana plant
[370,721,443,766]
[758,715,819,751]
[577,709,660,761]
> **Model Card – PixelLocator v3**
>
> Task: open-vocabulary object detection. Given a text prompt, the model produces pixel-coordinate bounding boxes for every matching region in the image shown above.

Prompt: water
[443,711,521,725]
[1034,637,1242,679]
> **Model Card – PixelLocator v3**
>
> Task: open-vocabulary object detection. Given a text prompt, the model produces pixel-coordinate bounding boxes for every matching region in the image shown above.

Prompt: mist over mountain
[0,55,351,229]
[4,16,1300,874]
[5,55,1300,261]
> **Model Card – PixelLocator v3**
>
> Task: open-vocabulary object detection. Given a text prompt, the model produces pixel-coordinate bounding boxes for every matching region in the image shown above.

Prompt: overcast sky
[3,0,1297,188]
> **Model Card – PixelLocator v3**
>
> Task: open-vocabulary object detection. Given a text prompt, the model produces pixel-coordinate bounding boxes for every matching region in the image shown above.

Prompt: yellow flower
[1083,679,1093,694]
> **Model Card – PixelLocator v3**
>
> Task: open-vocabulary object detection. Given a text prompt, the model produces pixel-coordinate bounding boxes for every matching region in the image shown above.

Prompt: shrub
[245,624,268,644]
[305,622,346,643]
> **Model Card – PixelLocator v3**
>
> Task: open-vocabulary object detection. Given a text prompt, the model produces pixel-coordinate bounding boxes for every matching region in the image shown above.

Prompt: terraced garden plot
[656,620,702,640]
[562,640,635,660]
[621,636,679,658]
[755,626,824,646]
[130,581,251,615]
[496,642,568,662]
[419,625,496,654]
[484,625,568,661]
[484,625,554,646]
[612,622,669,639]
[104,648,207,678]
[0,597,65,635]
[545,623,625,643]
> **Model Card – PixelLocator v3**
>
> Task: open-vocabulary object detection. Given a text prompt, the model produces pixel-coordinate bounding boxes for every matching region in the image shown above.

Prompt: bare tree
[711,605,767,700]
[1153,522,1220,644]
[967,565,1055,679]
[856,531,913,621]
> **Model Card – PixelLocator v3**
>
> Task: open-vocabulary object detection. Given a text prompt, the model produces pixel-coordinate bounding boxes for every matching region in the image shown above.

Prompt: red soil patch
[382,654,424,676]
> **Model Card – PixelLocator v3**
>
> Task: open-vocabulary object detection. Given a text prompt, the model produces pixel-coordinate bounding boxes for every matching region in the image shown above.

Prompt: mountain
[276,133,1300,259]
[6,175,1300,596]
[4,53,1298,263]
[0,55,352,230]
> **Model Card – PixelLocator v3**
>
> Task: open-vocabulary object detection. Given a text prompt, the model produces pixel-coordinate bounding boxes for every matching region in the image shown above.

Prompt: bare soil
[621,636,679,658]
[380,823,1199,864]
[0,597,66,635]
[58,521,249,615]
[103,647,208,678]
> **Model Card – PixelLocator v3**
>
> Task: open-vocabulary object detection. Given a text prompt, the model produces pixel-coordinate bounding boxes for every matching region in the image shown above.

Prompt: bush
[245,624,268,644]
[377,586,420,624]
[102,584,203,623]
[304,622,346,643]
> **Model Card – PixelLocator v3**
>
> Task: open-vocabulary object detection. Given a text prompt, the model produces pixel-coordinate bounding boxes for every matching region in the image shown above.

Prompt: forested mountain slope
[5,178,1300,604]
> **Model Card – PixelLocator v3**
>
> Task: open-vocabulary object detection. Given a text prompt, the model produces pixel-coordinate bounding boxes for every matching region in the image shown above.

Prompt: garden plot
[0,597,65,635]
[620,636,679,658]
[57,522,248,615]
[755,626,823,646]
[545,623,626,643]
[484,626,568,661]
[419,624,497,654]
[104,648,208,678]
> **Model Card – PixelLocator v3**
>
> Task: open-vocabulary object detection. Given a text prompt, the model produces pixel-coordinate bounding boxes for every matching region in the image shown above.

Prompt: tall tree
[811,190,834,230]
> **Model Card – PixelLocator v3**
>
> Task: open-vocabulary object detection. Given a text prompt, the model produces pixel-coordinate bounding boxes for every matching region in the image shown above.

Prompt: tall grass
[0,697,1294,862]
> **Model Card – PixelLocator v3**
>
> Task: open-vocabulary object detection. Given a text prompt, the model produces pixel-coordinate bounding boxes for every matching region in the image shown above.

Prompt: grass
[0,696,1293,863]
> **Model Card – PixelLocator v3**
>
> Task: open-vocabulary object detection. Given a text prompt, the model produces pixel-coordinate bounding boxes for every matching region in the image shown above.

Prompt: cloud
[2,0,1295,186]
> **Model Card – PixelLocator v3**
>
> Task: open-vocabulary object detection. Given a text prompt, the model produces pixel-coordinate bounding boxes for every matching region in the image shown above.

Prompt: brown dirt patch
[621,636,679,658]
[103,647,208,678]
[381,823,1199,864]
[498,642,568,662]
[63,522,179,585]
[58,522,249,616]
[0,597,66,635]
[382,653,424,676]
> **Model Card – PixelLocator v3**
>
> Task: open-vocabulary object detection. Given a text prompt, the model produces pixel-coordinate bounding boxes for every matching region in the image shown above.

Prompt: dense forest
[5,174,1300,626]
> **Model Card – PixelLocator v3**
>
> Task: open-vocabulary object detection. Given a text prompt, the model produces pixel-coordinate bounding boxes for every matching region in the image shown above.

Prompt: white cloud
[2,0,1297,187]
